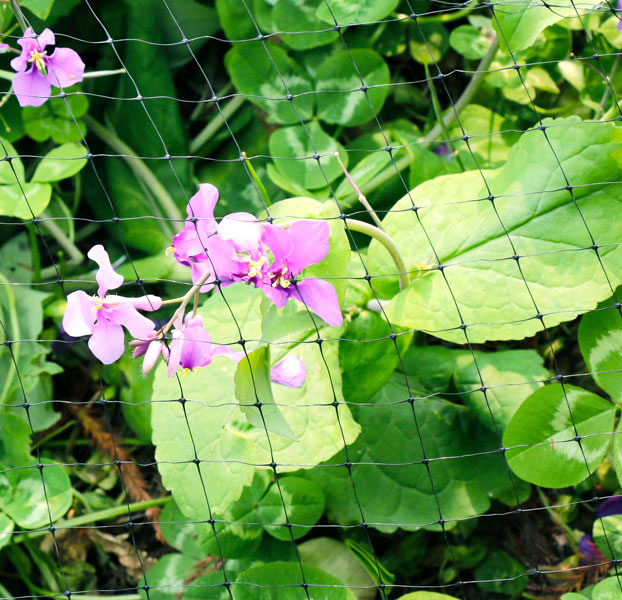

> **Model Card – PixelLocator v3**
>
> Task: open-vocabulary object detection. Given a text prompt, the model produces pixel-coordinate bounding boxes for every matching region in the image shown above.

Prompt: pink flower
[10,28,84,108]
[618,0,622,31]
[270,355,306,388]
[62,245,162,364]
[0,44,9,54]
[260,221,342,326]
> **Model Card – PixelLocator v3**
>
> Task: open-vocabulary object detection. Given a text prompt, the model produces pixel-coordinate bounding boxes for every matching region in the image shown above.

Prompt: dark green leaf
[216,0,257,40]
[473,551,527,597]
[273,0,338,50]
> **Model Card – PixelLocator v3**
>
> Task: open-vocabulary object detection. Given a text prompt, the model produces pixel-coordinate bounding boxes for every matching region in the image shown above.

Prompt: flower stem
[190,94,245,153]
[40,211,85,263]
[344,218,409,290]
[83,115,183,225]
[334,152,384,230]
[242,151,271,207]
[9,0,28,34]
[13,496,171,543]
[82,68,127,79]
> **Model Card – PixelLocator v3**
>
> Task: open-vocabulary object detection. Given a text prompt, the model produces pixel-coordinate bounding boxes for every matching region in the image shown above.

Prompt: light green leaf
[31,143,87,183]
[558,61,585,92]
[1,461,72,528]
[578,302,622,402]
[0,182,52,219]
[273,0,338,50]
[235,346,295,440]
[0,512,13,550]
[401,346,547,431]
[298,538,376,600]
[19,0,55,20]
[216,0,257,40]
[591,576,622,600]
[503,384,615,488]
[368,117,622,343]
[269,122,346,190]
[593,515,622,560]
[225,43,314,125]
[158,498,206,560]
[308,376,509,532]
[395,594,460,600]
[316,49,390,126]
[0,137,24,184]
[494,0,601,52]
[449,25,492,59]
[409,23,449,65]
[138,553,199,600]
[267,163,316,198]
[233,562,356,600]
[315,0,399,24]
[258,477,324,540]
[335,152,393,208]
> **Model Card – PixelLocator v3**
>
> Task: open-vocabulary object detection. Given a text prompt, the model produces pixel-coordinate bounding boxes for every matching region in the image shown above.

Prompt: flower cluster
[63,184,341,387]
[9,28,84,107]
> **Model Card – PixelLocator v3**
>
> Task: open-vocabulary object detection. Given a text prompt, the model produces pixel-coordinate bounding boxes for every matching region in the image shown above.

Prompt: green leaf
[335,152,393,208]
[449,25,492,60]
[0,183,52,219]
[401,346,548,431]
[316,49,390,126]
[593,515,622,560]
[503,384,615,487]
[367,117,622,343]
[216,0,257,40]
[409,23,449,65]
[494,0,601,52]
[233,562,356,600]
[578,302,622,402]
[31,143,87,183]
[0,137,24,184]
[0,512,13,550]
[267,163,315,198]
[344,539,395,587]
[225,43,314,125]
[273,0,338,50]
[258,477,324,540]
[308,376,509,532]
[158,498,205,560]
[340,310,413,404]
[138,553,199,600]
[395,593,460,600]
[235,346,295,440]
[315,0,399,24]
[473,550,527,597]
[22,94,88,144]
[298,538,376,600]
[1,461,71,528]
[0,414,32,468]
[269,122,346,190]
[591,576,622,600]
[20,0,55,20]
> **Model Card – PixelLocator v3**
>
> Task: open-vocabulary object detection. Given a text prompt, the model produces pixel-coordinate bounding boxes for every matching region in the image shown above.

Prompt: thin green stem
[338,37,499,207]
[83,115,182,225]
[595,53,621,120]
[536,487,580,553]
[82,68,126,79]
[0,272,19,407]
[39,212,84,263]
[190,95,245,154]
[9,0,28,33]
[345,218,409,290]
[14,496,171,543]
[242,151,271,207]
[27,224,41,283]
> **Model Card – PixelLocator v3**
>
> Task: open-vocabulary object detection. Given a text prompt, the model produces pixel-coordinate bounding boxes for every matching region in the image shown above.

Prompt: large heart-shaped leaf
[503,384,615,488]
[368,117,622,343]
[273,0,338,50]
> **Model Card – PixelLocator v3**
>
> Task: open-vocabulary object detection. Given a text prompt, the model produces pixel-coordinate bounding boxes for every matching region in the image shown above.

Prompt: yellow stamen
[91,298,104,313]
[271,266,291,288]
[28,49,48,75]
[246,255,267,279]
[181,368,191,377]
[165,246,175,256]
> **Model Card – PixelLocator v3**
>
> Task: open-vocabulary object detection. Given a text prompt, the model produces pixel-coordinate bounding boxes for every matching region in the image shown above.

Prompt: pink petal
[88,319,125,364]
[260,281,290,309]
[179,322,212,371]
[167,330,183,377]
[63,290,96,337]
[47,47,85,89]
[88,245,124,297]
[107,302,156,340]
[186,184,219,227]
[270,355,306,388]
[10,51,30,72]
[292,279,342,326]
[0,44,11,55]
[287,220,330,275]
[212,345,244,362]
[35,28,55,50]
[219,212,262,256]
[12,69,51,107]
[142,341,164,375]
[129,295,163,311]
[261,224,293,266]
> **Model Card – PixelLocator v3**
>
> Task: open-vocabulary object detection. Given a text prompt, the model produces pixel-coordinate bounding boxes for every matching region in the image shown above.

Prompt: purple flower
[579,535,606,563]
[260,220,342,327]
[62,245,161,365]
[270,355,306,388]
[10,28,84,108]
[595,495,622,518]
[618,0,622,31]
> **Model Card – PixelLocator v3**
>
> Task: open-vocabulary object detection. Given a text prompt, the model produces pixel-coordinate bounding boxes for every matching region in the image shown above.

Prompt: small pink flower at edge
[270,355,306,388]
[10,27,85,108]
[62,245,161,365]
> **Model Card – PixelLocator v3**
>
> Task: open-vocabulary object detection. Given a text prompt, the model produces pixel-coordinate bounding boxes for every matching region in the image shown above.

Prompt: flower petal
[142,341,164,375]
[287,220,330,275]
[63,290,96,337]
[212,345,244,362]
[219,212,262,256]
[88,244,124,297]
[88,319,125,364]
[35,28,55,50]
[47,47,85,89]
[261,223,293,266]
[291,279,342,326]
[270,355,306,388]
[129,295,163,312]
[107,302,156,340]
[167,330,183,377]
[179,321,212,371]
[12,69,51,107]
[260,281,290,309]
[186,183,219,225]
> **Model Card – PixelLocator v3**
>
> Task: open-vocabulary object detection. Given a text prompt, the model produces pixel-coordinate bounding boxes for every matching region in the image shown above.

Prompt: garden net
[1,0,622,599]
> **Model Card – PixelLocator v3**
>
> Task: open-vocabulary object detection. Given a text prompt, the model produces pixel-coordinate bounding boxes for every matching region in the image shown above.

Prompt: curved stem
[9,0,28,34]
[345,218,409,290]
